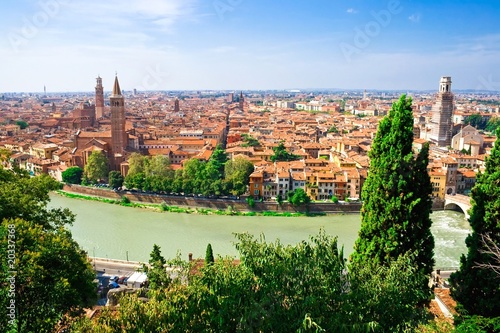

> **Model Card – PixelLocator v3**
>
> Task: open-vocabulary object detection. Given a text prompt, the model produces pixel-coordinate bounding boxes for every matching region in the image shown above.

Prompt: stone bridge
[444,194,471,220]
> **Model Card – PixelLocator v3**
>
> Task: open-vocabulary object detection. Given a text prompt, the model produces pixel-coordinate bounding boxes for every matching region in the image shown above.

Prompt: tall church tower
[429,76,454,147]
[110,75,127,157]
[95,76,104,119]
[174,98,180,112]
[239,91,244,111]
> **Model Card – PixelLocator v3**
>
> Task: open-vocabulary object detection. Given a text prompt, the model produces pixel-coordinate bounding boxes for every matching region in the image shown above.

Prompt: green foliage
[270,140,301,162]
[454,315,500,332]
[347,253,429,332]
[84,150,109,183]
[0,167,96,333]
[327,125,339,134]
[143,244,170,291]
[241,133,260,147]
[120,195,130,204]
[331,195,339,203]
[224,156,254,195]
[464,113,488,130]
[62,166,83,184]
[289,188,311,206]
[351,95,434,303]
[15,120,28,129]
[450,130,500,317]
[276,194,283,205]
[108,170,124,188]
[205,243,214,265]
[68,230,437,332]
[246,196,255,208]
[485,117,500,133]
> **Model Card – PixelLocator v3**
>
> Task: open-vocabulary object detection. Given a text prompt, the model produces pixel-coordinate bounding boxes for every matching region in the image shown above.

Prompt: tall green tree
[205,243,215,265]
[83,150,109,183]
[350,95,434,291]
[450,130,500,317]
[143,244,170,291]
[0,167,96,333]
[62,166,83,184]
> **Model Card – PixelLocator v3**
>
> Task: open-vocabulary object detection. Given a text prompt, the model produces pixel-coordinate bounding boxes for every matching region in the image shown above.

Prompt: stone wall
[61,184,361,214]
[61,184,444,215]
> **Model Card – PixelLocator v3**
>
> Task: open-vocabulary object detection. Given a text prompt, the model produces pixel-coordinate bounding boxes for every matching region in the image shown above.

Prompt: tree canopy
[62,166,83,184]
[270,141,301,162]
[350,95,434,302]
[0,167,96,333]
[84,150,109,183]
[450,130,500,317]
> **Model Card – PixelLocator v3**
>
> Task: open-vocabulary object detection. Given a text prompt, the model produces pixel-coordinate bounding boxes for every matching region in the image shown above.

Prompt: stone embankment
[61,184,445,215]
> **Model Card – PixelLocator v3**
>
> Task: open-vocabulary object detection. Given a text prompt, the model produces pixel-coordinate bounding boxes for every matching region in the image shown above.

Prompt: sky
[1,0,500,92]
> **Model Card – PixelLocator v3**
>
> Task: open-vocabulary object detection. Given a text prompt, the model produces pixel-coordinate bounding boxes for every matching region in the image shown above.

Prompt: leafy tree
[208,144,228,178]
[241,133,260,147]
[246,196,255,208]
[224,156,254,195]
[144,155,173,179]
[0,167,96,333]
[350,95,434,300]
[124,172,145,190]
[126,152,146,177]
[276,194,283,205]
[347,252,430,331]
[464,113,488,130]
[15,120,28,129]
[143,244,170,291]
[327,125,339,134]
[205,243,215,265]
[331,195,339,203]
[108,170,124,188]
[450,130,500,317]
[485,117,500,133]
[83,150,109,183]
[62,166,83,184]
[270,141,301,162]
[289,188,311,206]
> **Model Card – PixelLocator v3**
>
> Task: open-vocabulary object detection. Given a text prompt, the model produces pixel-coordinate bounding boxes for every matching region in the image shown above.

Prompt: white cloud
[408,14,421,23]
[346,8,357,14]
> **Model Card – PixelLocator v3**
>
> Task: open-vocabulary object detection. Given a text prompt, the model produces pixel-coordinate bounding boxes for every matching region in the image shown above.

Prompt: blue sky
[1,0,500,92]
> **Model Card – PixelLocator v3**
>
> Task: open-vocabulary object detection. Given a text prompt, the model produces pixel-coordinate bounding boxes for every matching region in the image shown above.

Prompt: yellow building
[429,169,447,199]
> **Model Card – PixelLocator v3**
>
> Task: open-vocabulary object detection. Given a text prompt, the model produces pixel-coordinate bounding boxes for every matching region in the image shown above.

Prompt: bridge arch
[444,194,471,220]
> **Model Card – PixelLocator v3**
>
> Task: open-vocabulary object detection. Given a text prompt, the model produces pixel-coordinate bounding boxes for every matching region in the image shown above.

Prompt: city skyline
[1,0,500,93]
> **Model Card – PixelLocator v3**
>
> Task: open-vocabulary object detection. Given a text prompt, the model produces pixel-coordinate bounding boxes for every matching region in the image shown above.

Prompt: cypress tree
[351,95,434,277]
[205,243,215,265]
[450,131,500,317]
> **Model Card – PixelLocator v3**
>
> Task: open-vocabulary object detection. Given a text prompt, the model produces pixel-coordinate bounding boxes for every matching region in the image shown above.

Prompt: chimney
[188,253,193,261]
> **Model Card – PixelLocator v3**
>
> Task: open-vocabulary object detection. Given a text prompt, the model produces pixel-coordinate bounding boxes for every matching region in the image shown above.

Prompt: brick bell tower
[95,75,104,119]
[110,75,127,168]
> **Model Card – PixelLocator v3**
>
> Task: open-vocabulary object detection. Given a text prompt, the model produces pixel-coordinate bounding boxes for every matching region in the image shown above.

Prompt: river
[48,194,471,268]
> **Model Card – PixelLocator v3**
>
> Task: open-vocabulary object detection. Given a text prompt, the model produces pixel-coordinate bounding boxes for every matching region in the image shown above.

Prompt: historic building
[95,76,105,119]
[74,75,129,170]
[429,76,454,147]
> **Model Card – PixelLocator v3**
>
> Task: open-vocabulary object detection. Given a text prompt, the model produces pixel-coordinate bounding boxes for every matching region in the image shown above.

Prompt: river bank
[55,190,323,217]
[59,183,369,216]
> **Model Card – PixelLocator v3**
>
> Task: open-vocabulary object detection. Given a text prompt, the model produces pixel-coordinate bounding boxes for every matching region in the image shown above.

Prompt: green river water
[48,194,470,268]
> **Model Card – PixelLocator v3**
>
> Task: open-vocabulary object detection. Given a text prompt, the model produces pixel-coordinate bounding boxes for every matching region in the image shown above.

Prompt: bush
[121,196,131,204]
[246,196,255,208]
